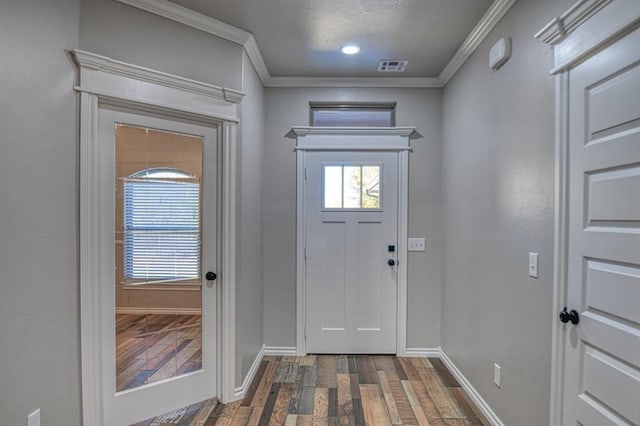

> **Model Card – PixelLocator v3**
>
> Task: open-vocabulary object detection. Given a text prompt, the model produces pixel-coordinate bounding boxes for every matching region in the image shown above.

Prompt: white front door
[304,151,398,353]
[98,108,218,425]
[562,28,640,425]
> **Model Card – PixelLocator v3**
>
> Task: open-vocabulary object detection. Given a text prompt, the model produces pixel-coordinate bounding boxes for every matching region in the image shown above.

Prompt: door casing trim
[535,1,640,424]
[288,127,418,356]
[75,51,243,424]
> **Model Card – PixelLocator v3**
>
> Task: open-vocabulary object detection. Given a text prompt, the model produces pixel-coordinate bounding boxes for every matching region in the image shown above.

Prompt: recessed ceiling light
[341,45,360,55]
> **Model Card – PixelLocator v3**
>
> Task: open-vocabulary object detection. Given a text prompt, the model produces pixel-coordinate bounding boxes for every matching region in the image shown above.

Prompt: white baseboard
[402,347,442,357]
[115,307,202,315]
[233,344,266,400]
[263,346,298,356]
[438,350,504,426]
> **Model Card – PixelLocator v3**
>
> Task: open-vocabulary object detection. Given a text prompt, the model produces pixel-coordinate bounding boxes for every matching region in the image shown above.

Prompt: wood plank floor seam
[135,355,490,426]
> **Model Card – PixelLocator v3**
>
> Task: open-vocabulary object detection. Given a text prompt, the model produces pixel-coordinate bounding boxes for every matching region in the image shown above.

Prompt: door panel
[356,221,383,331]
[99,109,218,425]
[564,27,640,425]
[318,221,347,330]
[305,151,398,354]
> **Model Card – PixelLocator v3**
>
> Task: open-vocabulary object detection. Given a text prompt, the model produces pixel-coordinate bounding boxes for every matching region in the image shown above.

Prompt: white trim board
[438,350,504,426]
[73,49,244,103]
[114,0,515,88]
[232,345,265,401]
[263,346,299,356]
[220,121,239,404]
[115,307,202,315]
[402,348,442,358]
[266,76,442,88]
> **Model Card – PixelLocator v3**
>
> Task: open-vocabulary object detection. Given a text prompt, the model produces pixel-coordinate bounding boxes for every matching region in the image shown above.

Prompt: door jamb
[74,50,244,424]
[288,127,418,356]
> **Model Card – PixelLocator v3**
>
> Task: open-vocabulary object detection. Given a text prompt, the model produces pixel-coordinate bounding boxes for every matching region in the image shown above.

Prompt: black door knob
[388,259,395,266]
[205,271,217,281]
[559,307,579,325]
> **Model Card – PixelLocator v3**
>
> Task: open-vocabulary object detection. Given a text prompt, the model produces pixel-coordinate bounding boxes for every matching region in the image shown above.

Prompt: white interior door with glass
[304,151,399,353]
[98,108,218,425]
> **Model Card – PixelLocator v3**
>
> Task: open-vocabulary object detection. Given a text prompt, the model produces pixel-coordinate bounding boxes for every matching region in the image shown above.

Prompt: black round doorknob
[388,259,395,266]
[205,271,217,281]
[559,307,579,325]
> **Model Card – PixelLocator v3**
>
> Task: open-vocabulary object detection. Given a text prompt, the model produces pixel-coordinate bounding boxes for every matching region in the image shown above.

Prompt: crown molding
[265,76,443,88]
[72,49,245,104]
[438,0,517,85]
[244,35,271,83]
[115,0,250,45]
[535,0,613,45]
[115,0,514,89]
[114,0,272,84]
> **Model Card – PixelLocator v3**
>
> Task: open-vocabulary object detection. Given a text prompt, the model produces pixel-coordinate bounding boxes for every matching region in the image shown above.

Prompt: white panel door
[98,108,218,425]
[563,28,640,425]
[305,151,398,353]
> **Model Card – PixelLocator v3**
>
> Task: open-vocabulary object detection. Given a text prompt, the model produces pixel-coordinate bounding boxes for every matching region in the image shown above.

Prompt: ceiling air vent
[377,60,408,72]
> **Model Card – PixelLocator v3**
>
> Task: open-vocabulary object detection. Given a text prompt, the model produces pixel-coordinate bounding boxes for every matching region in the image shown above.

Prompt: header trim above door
[286,127,421,153]
[286,126,421,140]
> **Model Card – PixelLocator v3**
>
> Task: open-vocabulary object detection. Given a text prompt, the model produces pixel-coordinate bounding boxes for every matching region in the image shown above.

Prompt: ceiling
[170,0,495,79]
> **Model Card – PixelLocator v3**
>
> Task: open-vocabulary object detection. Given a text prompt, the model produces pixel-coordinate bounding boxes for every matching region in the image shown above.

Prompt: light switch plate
[494,364,501,388]
[28,409,40,426]
[408,237,426,252]
[529,252,539,278]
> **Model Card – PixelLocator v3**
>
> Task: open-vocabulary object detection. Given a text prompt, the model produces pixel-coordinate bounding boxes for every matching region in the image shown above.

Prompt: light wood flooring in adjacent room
[116,314,202,392]
[135,354,489,425]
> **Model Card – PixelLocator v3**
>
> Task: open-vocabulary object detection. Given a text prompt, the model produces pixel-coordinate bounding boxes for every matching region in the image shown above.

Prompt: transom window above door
[323,164,381,210]
[310,102,396,127]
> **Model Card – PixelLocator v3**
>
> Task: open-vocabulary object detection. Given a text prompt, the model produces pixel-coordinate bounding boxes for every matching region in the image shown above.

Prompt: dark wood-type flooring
[135,354,489,425]
[116,313,202,392]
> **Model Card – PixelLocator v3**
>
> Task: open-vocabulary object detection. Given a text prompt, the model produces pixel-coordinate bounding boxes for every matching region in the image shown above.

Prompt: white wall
[79,0,244,90]
[441,1,573,424]
[0,1,82,425]
[236,52,265,386]
[262,87,443,349]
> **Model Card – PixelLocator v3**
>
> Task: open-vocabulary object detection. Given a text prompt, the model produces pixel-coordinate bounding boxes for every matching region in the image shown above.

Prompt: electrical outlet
[494,364,501,388]
[528,252,539,278]
[28,409,40,426]
[408,237,426,252]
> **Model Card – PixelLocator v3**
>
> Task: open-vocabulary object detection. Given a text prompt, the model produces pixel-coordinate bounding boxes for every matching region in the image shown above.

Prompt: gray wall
[440,1,572,424]
[263,87,443,349]
[80,0,243,90]
[0,1,82,425]
[236,52,265,386]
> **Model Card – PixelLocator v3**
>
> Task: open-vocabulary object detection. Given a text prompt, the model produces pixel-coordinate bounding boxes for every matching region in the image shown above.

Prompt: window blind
[124,177,201,281]
[309,102,396,127]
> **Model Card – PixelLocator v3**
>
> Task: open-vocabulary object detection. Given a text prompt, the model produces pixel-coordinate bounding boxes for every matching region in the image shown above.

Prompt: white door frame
[287,126,419,356]
[535,1,640,424]
[74,50,244,424]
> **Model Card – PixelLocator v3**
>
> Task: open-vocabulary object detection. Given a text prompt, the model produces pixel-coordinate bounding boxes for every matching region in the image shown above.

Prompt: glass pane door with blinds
[98,109,218,425]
